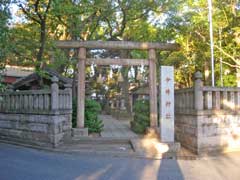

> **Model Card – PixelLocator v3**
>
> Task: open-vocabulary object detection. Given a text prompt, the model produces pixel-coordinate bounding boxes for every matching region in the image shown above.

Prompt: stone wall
[0,111,72,147]
[0,76,72,148]
[198,111,240,154]
[175,72,240,155]
[175,111,240,155]
[175,112,198,153]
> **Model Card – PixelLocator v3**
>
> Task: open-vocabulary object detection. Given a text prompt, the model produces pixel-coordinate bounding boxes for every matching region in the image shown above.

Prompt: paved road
[0,142,240,180]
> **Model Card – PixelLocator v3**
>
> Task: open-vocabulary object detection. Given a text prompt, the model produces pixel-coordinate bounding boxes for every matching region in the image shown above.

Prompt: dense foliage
[72,98,104,133]
[131,99,150,134]
[0,0,11,62]
[1,0,240,92]
[163,0,240,87]
[0,0,11,92]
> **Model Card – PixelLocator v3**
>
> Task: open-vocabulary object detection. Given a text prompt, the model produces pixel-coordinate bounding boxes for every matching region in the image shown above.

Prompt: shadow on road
[0,142,186,180]
[158,159,184,180]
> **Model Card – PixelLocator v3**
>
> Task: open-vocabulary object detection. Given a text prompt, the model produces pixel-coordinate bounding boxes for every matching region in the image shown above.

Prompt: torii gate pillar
[148,49,158,127]
[72,47,88,137]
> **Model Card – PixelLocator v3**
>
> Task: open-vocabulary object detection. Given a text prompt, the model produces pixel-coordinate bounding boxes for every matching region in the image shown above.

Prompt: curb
[0,139,198,160]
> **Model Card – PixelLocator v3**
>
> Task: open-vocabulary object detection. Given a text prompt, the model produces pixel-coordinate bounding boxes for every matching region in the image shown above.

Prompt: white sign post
[159,66,174,142]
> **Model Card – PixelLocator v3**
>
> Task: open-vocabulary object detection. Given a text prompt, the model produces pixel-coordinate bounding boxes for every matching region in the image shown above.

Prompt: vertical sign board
[159,66,174,142]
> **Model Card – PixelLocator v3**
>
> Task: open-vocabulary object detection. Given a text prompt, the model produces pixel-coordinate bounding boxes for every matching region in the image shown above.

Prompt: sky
[9,3,23,25]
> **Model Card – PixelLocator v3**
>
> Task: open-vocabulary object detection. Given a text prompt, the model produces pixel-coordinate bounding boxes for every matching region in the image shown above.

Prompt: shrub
[84,99,104,133]
[131,99,150,134]
[72,98,104,133]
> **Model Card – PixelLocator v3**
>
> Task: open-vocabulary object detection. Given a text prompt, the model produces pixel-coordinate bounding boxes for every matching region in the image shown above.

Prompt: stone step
[60,138,134,154]
[69,137,133,145]
[60,143,132,150]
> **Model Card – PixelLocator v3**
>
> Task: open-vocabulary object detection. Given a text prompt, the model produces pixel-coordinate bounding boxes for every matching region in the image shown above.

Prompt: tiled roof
[12,68,72,89]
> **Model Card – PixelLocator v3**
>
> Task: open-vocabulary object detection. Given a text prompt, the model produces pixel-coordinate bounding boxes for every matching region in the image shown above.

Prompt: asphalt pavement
[0,142,240,180]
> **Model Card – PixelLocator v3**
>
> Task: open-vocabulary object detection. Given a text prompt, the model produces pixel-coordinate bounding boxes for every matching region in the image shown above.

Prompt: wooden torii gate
[56,41,179,136]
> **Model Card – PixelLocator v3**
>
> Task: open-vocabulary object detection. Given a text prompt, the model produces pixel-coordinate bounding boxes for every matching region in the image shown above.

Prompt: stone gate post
[159,66,174,142]
[51,76,59,112]
[194,71,204,110]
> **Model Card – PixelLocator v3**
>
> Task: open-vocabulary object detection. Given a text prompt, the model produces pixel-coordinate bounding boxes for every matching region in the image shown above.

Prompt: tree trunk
[36,21,46,88]
[37,21,46,70]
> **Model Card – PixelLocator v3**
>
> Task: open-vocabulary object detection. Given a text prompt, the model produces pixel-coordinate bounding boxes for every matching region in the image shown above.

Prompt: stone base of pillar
[166,142,181,153]
[131,127,181,158]
[131,138,181,158]
[72,128,88,138]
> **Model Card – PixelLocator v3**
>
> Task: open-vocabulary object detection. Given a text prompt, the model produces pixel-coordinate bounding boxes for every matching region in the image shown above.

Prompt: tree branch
[19,4,41,24]
[88,17,101,40]
[214,44,240,65]
[222,60,240,68]
[34,0,43,21]
[194,30,206,41]
[194,30,239,66]
[44,0,52,20]
[104,17,113,38]
[108,0,126,40]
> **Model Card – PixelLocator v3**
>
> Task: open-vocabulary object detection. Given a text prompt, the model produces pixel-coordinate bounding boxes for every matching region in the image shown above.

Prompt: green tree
[0,0,11,91]
[213,0,240,86]
[0,0,11,63]
[17,0,52,69]
[164,0,240,87]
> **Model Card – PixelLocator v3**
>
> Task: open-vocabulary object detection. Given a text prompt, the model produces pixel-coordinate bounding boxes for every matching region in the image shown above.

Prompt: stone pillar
[77,47,86,128]
[148,49,158,127]
[115,98,120,119]
[120,98,126,110]
[51,76,59,112]
[194,72,203,110]
[110,100,115,109]
[129,94,133,113]
[116,99,120,109]
[159,66,174,142]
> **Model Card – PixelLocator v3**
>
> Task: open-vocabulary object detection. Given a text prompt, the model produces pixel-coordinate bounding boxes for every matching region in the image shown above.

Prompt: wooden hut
[11,68,72,90]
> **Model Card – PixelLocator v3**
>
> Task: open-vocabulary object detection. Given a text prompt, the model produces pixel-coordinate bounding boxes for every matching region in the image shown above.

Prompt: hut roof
[12,68,72,90]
